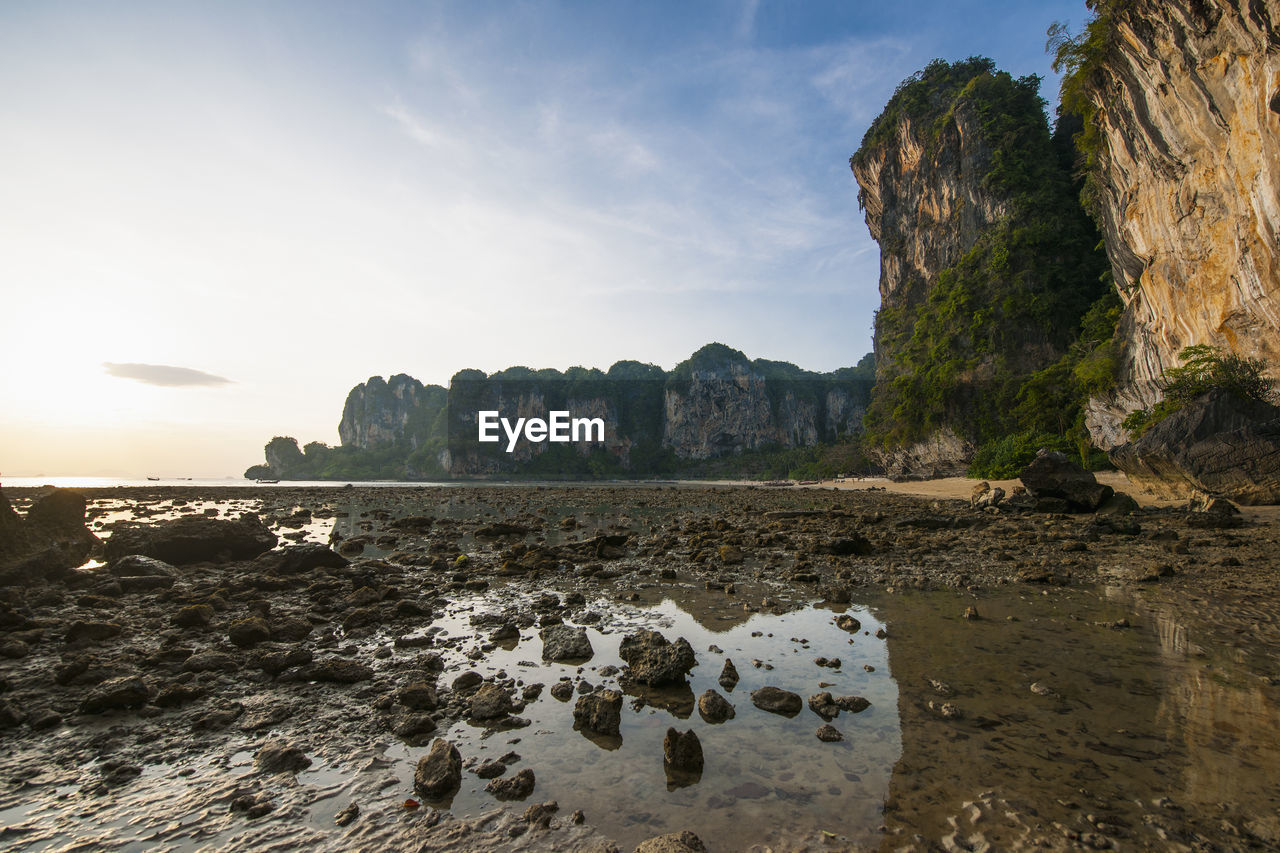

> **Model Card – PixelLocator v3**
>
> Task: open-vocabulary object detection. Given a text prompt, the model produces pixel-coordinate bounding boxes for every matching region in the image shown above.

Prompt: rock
[334,803,359,827]
[717,659,739,690]
[573,689,622,735]
[104,515,277,565]
[1020,450,1113,512]
[1096,492,1139,517]
[256,543,349,574]
[66,621,122,644]
[834,614,861,632]
[254,647,312,676]
[414,738,462,798]
[816,724,843,741]
[475,759,507,779]
[618,630,696,686]
[696,689,735,723]
[1110,390,1280,504]
[80,676,150,714]
[634,830,708,853]
[451,670,483,692]
[815,535,873,556]
[108,555,175,577]
[809,691,840,720]
[662,728,703,774]
[835,695,871,713]
[0,700,25,728]
[539,625,593,662]
[549,681,574,701]
[172,604,214,628]
[254,740,311,773]
[397,681,439,710]
[469,683,515,720]
[391,713,437,738]
[183,650,239,673]
[751,686,802,716]
[228,617,272,648]
[718,544,745,564]
[0,488,98,583]
[486,768,536,801]
[307,659,373,683]
[523,800,559,828]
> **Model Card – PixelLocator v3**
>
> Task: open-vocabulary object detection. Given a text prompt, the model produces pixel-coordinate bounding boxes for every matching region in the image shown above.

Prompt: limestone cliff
[246,344,871,480]
[1071,0,1280,446]
[851,58,1108,477]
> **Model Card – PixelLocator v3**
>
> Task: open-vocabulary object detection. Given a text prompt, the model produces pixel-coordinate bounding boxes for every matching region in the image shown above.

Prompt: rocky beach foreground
[2,481,1279,851]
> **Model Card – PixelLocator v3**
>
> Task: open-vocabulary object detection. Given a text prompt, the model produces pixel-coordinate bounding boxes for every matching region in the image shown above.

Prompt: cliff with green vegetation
[1048,0,1280,449]
[850,57,1113,478]
[245,344,874,481]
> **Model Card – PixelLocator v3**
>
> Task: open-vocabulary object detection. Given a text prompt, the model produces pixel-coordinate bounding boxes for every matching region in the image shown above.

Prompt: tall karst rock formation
[851,58,1108,478]
[1067,0,1280,446]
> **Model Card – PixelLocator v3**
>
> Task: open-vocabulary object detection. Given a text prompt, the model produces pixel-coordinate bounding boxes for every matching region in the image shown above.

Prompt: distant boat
[146,477,160,481]
[255,478,280,484]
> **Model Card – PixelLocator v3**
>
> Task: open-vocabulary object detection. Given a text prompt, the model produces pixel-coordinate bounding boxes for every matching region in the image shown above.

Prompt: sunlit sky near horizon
[2,0,1092,477]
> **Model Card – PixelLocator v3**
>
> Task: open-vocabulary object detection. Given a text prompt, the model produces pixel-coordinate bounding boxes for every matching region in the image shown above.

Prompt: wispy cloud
[103,363,232,387]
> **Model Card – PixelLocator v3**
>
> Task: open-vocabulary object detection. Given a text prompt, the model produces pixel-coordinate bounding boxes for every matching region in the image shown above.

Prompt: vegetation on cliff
[852,58,1113,474]
[245,343,875,481]
[1121,345,1277,439]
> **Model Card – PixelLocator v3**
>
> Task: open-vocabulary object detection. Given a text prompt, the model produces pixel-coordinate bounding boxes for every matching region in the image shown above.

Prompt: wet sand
[2,483,1279,851]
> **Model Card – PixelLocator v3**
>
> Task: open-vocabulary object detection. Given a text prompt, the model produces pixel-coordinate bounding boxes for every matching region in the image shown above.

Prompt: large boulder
[0,488,99,583]
[1109,389,1280,505]
[618,630,696,686]
[1019,450,1113,512]
[105,515,277,564]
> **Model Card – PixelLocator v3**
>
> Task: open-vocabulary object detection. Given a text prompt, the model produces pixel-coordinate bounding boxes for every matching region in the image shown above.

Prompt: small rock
[540,625,594,662]
[718,658,739,690]
[816,724,843,742]
[414,739,462,798]
[79,676,150,714]
[254,740,311,773]
[696,689,735,724]
[486,768,536,801]
[634,830,708,853]
[228,617,272,648]
[172,605,214,628]
[751,686,802,716]
[573,689,623,736]
[549,681,575,701]
[663,728,703,774]
[469,683,515,721]
[334,802,359,827]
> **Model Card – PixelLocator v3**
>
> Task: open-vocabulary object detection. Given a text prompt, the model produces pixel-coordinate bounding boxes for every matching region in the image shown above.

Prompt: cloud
[103,363,233,387]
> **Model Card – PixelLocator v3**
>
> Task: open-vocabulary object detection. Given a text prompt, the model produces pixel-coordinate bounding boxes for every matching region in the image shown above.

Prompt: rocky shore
[2,481,1278,851]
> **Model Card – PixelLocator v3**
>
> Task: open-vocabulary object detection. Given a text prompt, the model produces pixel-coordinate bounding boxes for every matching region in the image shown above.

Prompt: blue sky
[0,0,1093,475]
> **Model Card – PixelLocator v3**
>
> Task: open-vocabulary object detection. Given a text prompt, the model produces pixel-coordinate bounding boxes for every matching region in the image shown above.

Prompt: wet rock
[1020,450,1113,512]
[634,830,708,853]
[834,614,861,632]
[229,791,274,819]
[718,658,739,690]
[663,727,703,774]
[549,681,574,701]
[65,621,122,644]
[816,723,843,742]
[108,555,175,577]
[182,650,240,673]
[105,515,277,564]
[0,700,24,728]
[397,681,439,711]
[808,691,840,720]
[334,803,359,827]
[254,739,311,773]
[270,617,313,643]
[257,543,348,574]
[254,647,312,677]
[172,604,215,628]
[696,689,735,723]
[523,800,559,828]
[414,738,462,798]
[0,488,99,583]
[815,535,873,556]
[228,617,272,648]
[573,689,622,736]
[718,544,745,564]
[469,683,515,720]
[451,670,483,692]
[307,659,373,683]
[540,625,593,662]
[486,767,536,801]
[391,713,437,738]
[80,675,150,714]
[0,639,29,658]
[835,695,870,713]
[619,630,696,686]
[475,759,507,779]
[751,686,802,716]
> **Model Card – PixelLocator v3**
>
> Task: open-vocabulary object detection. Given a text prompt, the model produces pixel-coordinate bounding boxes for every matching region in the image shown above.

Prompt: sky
[0,0,1093,477]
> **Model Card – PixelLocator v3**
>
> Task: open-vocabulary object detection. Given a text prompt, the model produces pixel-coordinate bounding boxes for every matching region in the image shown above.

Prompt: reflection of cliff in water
[876,588,1280,849]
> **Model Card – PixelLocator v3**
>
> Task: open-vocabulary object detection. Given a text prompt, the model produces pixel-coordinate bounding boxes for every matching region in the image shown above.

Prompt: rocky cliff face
[339,374,447,450]
[1080,0,1280,446]
[851,58,1107,476]
[248,344,871,480]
